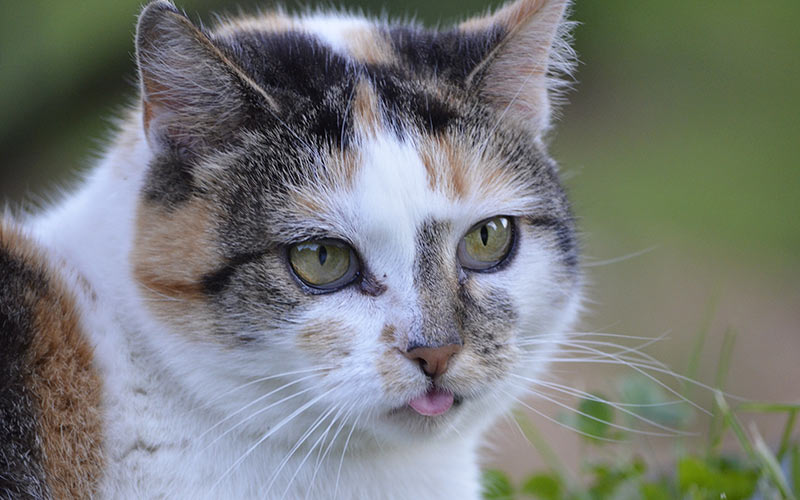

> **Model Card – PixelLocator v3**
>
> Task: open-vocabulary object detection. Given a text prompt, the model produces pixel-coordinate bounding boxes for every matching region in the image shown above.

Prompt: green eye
[458,216,514,271]
[288,240,359,291]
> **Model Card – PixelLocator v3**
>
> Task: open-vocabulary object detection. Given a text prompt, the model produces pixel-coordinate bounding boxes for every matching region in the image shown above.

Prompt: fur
[1,0,581,498]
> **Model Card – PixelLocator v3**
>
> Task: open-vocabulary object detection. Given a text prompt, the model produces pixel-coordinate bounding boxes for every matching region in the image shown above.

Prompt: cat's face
[130,0,580,441]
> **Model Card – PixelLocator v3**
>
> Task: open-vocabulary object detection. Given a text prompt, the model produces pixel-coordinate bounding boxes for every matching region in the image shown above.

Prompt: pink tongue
[408,388,454,416]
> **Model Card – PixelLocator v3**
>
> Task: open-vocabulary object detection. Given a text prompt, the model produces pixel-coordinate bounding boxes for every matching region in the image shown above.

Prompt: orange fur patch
[418,134,470,200]
[352,80,382,137]
[214,13,296,37]
[0,221,104,498]
[342,27,395,65]
[132,199,220,302]
[131,199,228,343]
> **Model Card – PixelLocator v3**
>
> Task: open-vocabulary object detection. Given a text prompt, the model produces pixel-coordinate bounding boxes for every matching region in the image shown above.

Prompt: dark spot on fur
[366,66,459,135]
[0,243,50,498]
[387,26,505,84]
[142,155,197,205]
[201,251,267,295]
[359,269,387,297]
[216,31,356,147]
[119,439,161,461]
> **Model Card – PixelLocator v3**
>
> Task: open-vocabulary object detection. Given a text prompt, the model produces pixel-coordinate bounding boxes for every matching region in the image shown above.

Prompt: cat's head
[129,0,580,441]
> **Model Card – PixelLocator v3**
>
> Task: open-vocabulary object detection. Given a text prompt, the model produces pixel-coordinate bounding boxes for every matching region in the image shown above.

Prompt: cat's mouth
[394,388,464,418]
[408,387,454,416]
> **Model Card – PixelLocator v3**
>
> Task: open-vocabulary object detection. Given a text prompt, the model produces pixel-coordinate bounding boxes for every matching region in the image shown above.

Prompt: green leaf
[521,473,562,500]
[576,394,615,442]
[738,403,800,413]
[751,426,796,499]
[619,375,693,428]
[586,458,647,498]
[482,469,515,500]
[678,456,758,500]
[640,481,673,500]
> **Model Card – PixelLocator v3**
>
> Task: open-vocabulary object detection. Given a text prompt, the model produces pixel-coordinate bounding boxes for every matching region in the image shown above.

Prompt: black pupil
[318,245,328,266]
[480,225,489,246]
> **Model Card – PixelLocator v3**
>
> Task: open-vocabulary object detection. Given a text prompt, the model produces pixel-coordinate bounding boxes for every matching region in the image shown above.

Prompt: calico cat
[0,0,580,497]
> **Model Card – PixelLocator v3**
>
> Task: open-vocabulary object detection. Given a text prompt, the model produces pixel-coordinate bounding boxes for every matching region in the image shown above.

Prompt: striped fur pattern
[2,0,581,498]
[0,220,103,499]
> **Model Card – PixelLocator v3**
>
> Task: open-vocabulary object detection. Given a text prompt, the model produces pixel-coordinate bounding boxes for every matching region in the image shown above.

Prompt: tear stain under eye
[359,270,387,297]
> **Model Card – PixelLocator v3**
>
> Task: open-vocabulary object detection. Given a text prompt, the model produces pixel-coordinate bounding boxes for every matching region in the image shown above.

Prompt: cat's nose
[403,343,461,378]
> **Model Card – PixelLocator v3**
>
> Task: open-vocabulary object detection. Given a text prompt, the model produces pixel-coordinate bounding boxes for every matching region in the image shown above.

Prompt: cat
[0,0,580,498]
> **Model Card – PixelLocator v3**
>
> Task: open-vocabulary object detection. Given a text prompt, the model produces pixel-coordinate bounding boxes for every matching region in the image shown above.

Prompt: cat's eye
[288,239,359,291]
[457,216,514,271]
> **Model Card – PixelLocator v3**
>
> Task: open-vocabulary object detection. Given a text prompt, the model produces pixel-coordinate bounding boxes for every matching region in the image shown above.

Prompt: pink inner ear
[463,0,572,134]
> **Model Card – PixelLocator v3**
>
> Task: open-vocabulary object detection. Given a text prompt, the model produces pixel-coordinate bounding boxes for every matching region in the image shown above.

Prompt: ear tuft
[463,0,575,137]
[135,1,272,159]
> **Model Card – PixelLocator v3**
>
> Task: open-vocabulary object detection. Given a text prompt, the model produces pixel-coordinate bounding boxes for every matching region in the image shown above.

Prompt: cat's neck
[33,122,148,306]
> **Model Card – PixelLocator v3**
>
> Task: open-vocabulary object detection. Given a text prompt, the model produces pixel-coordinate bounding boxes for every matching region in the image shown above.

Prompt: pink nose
[403,344,461,378]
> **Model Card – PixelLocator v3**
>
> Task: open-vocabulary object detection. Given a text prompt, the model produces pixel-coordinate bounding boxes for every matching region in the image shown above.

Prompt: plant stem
[778,409,799,462]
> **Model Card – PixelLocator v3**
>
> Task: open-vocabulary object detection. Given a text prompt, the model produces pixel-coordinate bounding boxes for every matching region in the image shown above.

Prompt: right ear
[135,1,276,160]
[461,0,573,136]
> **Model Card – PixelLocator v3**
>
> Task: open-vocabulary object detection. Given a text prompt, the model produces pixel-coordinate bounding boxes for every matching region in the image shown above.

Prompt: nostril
[403,343,461,378]
[417,358,432,375]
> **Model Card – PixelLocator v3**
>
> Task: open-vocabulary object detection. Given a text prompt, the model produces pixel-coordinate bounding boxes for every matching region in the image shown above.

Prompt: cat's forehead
[213,11,504,78]
[209,13,503,147]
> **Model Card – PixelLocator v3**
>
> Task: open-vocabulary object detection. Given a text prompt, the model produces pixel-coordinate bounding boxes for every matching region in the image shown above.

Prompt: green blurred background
[2,0,798,477]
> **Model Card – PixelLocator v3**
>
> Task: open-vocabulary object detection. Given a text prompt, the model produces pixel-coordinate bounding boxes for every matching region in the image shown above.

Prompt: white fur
[299,14,375,57]
[23,7,581,499]
[27,120,579,499]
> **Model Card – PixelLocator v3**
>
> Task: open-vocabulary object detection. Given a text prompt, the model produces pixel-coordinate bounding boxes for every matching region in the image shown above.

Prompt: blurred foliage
[481,378,799,500]
[481,327,799,499]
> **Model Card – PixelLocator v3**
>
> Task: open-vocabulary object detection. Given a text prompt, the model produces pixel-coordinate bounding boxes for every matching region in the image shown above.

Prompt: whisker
[211,385,339,491]
[200,386,316,455]
[522,352,705,413]
[533,378,688,408]
[520,331,673,370]
[333,409,362,500]
[582,246,658,268]
[510,377,694,436]
[499,388,626,443]
[200,374,320,443]
[521,331,667,343]
[279,403,351,500]
[194,366,332,412]
[549,338,671,370]
[265,403,341,498]
[528,354,742,412]
[530,347,669,375]
[306,403,357,500]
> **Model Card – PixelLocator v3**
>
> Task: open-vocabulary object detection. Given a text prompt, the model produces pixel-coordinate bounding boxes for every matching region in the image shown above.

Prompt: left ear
[463,0,573,136]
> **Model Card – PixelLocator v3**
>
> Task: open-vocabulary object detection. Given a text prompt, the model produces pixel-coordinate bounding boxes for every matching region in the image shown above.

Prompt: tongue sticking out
[408,388,454,416]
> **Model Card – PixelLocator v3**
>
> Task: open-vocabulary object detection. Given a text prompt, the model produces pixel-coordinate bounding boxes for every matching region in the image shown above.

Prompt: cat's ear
[135,1,274,159]
[463,0,573,136]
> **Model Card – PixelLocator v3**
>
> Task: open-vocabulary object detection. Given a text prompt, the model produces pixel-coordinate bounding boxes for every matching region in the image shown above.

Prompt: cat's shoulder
[0,218,104,499]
